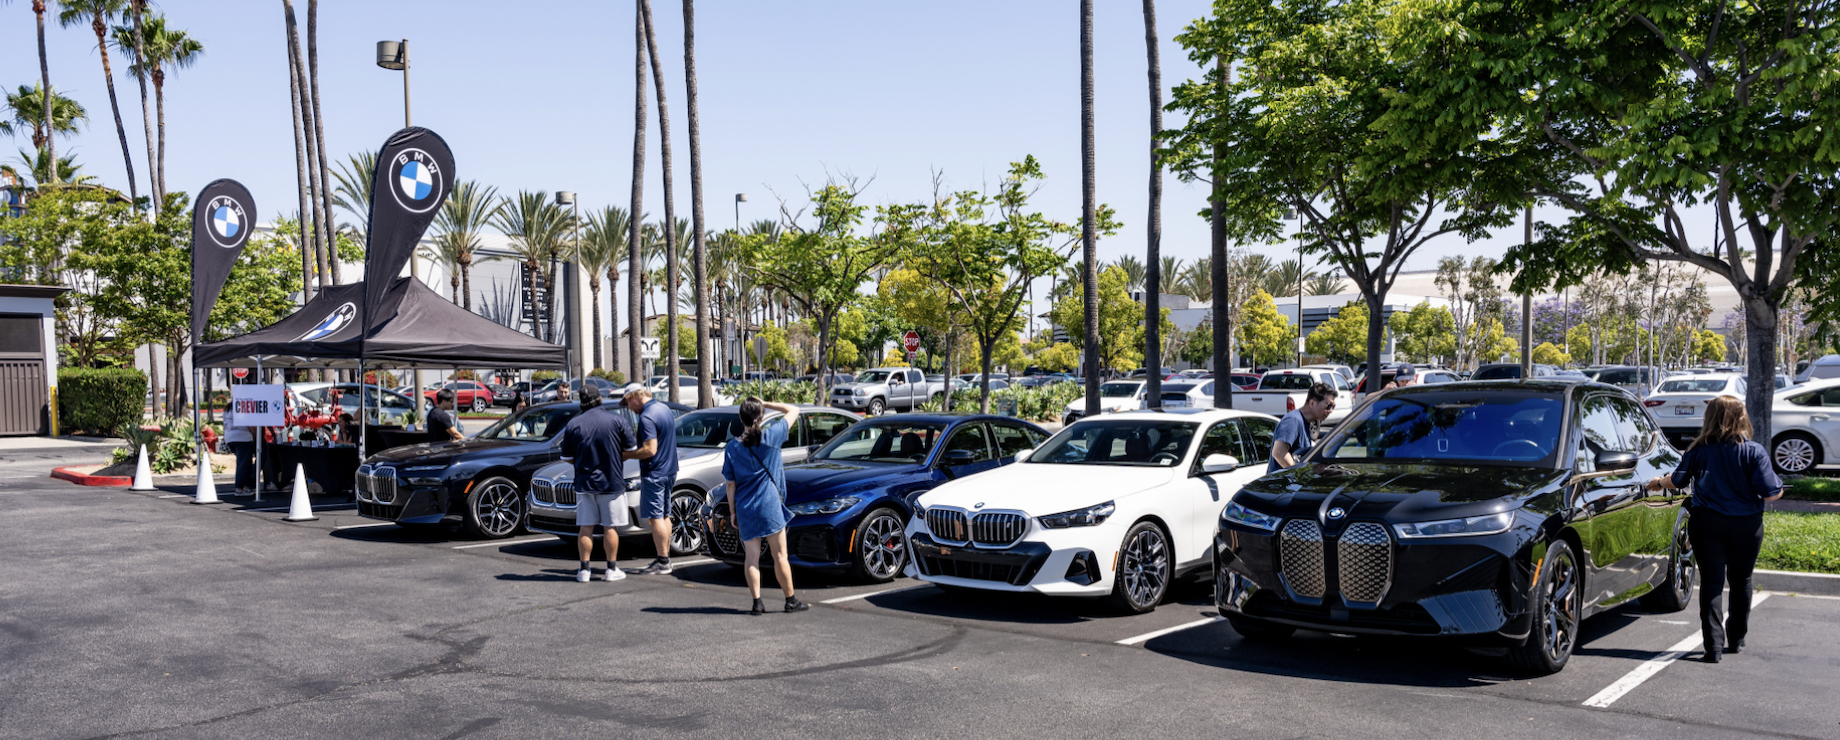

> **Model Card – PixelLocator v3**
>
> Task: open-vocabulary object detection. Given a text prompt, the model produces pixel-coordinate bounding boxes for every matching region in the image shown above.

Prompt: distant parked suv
[422,380,496,412]
[829,367,944,415]
[1471,363,1560,381]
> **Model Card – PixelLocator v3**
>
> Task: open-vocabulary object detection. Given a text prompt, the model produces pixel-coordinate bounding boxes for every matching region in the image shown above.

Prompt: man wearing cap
[558,385,636,582]
[1382,363,1417,391]
[621,383,679,575]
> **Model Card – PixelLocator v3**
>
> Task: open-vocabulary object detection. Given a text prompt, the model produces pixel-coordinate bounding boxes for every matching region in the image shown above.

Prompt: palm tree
[626,0,648,381]
[306,0,336,283]
[270,1,313,297]
[579,206,630,370]
[417,236,466,303]
[1112,255,1145,293]
[491,191,571,341]
[330,151,375,245]
[1265,258,1306,298]
[1181,258,1212,302]
[30,0,56,185]
[4,147,94,187]
[683,0,713,400]
[1079,0,1099,411]
[278,1,329,288]
[638,0,681,400]
[1142,0,1164,405]
[112,14,202,206]
[126,0,155,211]
[1306,272,1344,296]
[430,180,501,312]
[1158,255,1183,295]
[1,84,86,151]
[56,0,137,204]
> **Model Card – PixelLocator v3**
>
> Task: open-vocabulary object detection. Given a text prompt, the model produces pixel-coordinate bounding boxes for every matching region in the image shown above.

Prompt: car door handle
[1815,415,1830,422]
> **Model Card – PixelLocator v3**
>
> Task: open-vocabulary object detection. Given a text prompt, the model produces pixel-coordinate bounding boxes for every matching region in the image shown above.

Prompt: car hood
[1233,462,1568,523]
[918,462,1174,514]
[783,460,916,504]
[365,437,545,466]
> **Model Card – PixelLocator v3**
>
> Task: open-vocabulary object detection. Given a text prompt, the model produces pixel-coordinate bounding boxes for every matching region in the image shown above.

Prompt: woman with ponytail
[1644,396,1783,663]
[720,397,809,615]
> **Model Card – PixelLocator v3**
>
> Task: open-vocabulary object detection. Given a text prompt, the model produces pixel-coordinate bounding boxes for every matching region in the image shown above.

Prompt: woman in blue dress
[721,398,810,615]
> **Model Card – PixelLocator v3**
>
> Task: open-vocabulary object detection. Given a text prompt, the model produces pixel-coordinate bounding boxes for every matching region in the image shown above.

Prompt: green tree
[112,13,202,204]
[1179,320,1214,367]
[431,180,503,313]
[1389,302,1456,364]
[1051,266,1159,373]
[490,191,572,342]
[1694,329,1728,364]
[59,0,138,204]
[1237,288,1292,368]
[1305,300,1368,365]
[1,84,86,165]
[1532,342,1572,367]
[577,205,628,370]
[1436,256,1505,372]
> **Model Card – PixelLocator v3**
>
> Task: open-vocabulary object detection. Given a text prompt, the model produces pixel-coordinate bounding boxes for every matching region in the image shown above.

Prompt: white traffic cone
[130,444,155,491]
[283,463,318,522]
[192,443,222,505]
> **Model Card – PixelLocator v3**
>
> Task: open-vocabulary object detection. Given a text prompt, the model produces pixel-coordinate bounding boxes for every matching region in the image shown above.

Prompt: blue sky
[7,0,1689,295]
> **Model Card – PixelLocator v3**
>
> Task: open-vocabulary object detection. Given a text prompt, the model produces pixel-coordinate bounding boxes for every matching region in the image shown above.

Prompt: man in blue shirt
[559,386,637,582]
[1269,382,1336,474]
[622,383,680,575]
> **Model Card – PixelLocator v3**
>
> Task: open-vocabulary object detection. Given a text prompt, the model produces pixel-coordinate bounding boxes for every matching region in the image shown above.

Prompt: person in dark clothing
[426,389,462,443]
[559,386,638,582]
[1645,396,1784,663]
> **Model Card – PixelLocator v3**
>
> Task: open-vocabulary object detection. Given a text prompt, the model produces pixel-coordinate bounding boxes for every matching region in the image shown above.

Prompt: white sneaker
[603,568,626,582]
[577,569,592,583]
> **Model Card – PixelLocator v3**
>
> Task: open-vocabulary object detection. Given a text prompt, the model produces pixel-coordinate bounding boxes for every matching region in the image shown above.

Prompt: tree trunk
[816,313,833,406]
[1210,60,1232,409]
[148,343,163,418]
[979,335,996,414]
[1142,0,1163,409]
[1079,0,1100,416]
[460,257,473,311]
[34,1,54,185]
[93,17,140,205]
[1742,295,1779,444]
[627,0,648,384]
[283,1,315,302]
[590,279,604,370]
[608,268,621,373]
[544,256,558,342]
[684,0,714,403]
[1364,292,1386,395]
[638,0,681,402]
[308,0,339,284]
[450,274,460,303]
[286,13,329,291]
[154,73,167,202]
[130,0,159,212]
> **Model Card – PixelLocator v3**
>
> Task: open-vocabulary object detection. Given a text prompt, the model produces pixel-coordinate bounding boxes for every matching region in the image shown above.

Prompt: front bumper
[1213,523,1535,641]
[829,394,875,410]
[700,501,865,571]
[355,483,449,524]
[903,517,1117,595]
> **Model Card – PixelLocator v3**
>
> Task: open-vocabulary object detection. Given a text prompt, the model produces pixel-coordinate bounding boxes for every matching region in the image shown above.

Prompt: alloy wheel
[1121,527,1170,609]
[1775,436,1816,473]
[1540,548,1580,664]
[1672,527,1696,602]
[473,481,523,538]
[669,492,706,555]
[858,512,907,580]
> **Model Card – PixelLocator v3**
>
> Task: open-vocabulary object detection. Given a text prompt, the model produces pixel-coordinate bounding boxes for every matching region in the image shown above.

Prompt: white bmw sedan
[906,408,1278,613]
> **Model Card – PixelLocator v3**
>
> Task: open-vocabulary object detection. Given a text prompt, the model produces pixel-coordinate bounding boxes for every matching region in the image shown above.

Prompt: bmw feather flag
[190,178,256,345]
[364,127,455,332]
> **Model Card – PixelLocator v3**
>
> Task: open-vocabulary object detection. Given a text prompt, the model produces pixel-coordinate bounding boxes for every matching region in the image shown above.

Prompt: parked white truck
[827,367,945,415]
[1231,368,1354,427]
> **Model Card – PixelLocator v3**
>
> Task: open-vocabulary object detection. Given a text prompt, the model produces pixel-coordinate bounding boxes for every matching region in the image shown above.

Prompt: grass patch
[1785,476,1840,502]
[1757,512,1840,574]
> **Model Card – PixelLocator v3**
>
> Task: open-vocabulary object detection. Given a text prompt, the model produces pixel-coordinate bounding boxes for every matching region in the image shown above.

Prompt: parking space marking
[1766,591,1840,601]
[452,536,554,549]
[1116,616,1223,646]
[1583,592,1771,708]
[241,504,356,513]
[333,522,396,530]
[820,583,929,604]
[670,558,715,567]
[157,494,189,499]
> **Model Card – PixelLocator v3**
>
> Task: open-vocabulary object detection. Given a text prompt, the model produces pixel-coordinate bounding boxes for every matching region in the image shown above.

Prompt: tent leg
[254,358,264,503]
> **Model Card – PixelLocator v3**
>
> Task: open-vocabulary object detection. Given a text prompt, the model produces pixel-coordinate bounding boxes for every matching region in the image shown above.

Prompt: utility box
[0,284,70,436]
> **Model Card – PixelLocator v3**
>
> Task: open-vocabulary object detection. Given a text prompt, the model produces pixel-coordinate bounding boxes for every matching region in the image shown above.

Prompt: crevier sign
[229,384,286,426]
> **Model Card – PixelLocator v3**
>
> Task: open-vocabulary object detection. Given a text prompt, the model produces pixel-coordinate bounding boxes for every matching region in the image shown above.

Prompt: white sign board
[229,384,286,426]
[640,337,662,360]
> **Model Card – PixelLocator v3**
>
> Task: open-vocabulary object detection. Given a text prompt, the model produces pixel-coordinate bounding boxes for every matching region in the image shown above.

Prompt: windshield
[478,405,579,442]
[1161,383,1198,395]
[1259,374,1316,390]
[1320,392,1564,466]
[1660,378,1733,393]
[676,410,743,449]
[1471,365,1521,380]
[813,420,947,463]
[856,371,893,384]
[1032,420,1198,467]
[1099,382,1140,398]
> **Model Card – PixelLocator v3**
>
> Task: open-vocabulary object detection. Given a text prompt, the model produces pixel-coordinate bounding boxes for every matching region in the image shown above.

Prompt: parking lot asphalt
[3,473,1837,739]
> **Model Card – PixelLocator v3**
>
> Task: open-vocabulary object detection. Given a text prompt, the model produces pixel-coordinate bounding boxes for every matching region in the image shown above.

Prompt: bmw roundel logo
[295,302,356,341]
[1326,507,1346,520]
[973,502,985,509]
[205,195,247,248]
[388,148,444,214]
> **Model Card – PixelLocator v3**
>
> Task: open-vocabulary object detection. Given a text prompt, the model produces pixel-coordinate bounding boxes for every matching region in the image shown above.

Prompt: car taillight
[1286,396,1296,412]
[1643,399,1665,407]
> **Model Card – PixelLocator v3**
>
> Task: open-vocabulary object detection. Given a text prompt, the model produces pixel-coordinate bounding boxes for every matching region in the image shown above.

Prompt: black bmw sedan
[1214,380,1694,674]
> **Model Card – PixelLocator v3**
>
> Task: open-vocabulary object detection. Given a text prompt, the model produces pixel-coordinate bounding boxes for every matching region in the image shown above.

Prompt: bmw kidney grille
[1277,518,1395,605]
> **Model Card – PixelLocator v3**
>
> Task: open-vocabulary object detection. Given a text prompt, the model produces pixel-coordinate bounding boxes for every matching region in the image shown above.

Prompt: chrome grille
[356,465,397,505]
[1337,522,1393,603]
[926,509,970,544]
[531,479,555,505]
[970,512,1025,547]
[1278,519,1326,599]
[551,480,576,506]
[710,502,742,556]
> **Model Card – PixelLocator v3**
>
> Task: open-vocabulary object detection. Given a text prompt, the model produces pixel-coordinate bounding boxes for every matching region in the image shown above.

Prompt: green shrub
[59,367,147,436]
[532,369,562,382]
[723,380,820,405]
[109,417,201,474]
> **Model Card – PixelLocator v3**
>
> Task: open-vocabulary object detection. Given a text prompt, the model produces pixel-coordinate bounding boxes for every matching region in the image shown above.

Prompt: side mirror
[1201,453,1241,474]
[1013,447,1034,462]
[806,444,822,455]
[1595,449,1639,473]
[941,449,975,467]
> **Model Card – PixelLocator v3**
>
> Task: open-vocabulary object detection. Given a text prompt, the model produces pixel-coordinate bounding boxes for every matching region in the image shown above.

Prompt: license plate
[1675,405,1695,415]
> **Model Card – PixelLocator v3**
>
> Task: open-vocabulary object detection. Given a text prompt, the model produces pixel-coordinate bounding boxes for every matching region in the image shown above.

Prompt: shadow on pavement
[643,605,755,616]
[495,570,584,582]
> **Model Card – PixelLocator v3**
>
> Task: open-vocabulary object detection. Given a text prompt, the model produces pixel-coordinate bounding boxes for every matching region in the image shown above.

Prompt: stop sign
[232,368,248,379]
[903,331,921,353]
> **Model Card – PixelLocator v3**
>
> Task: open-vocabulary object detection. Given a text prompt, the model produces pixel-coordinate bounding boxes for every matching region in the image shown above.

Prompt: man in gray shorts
[622,383,680,575]
[559,386,638,582]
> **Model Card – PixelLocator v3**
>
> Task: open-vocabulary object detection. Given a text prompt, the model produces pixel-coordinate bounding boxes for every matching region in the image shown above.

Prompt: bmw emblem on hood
[295,302,356,341]
[389,148,444,213]
[1326,507,1346,520]
[973,502,985,509]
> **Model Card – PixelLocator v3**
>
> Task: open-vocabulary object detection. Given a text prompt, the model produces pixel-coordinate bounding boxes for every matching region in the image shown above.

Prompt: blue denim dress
[721,418,792,541]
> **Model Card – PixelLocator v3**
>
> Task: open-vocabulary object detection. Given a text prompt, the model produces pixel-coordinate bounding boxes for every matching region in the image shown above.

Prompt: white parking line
[241,504,355,513]
[820,583,929,604]
[1765,591,1840,601]
[333,522,396,530]
[157,494,189,499]
[452,536,555,549]
[1583,592,1771,708]
[670,558,715,567]
[1116,615,1223,646]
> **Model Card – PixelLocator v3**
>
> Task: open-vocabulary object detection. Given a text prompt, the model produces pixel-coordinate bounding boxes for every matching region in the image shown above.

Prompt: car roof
[1106,408,1273,421]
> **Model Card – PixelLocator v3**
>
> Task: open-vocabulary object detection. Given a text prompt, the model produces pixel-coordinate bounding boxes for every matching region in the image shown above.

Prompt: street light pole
[376,39,425,400]
[557,191,580,380]
[734,193,746,232]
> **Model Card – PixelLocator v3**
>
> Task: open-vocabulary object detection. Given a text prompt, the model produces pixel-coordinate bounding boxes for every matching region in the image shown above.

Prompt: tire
[472,396,488,413]
[1106,521,1172,614]
[851,507,908,583]
[1506,539,1582,675]
[1226,614,1296,641]
[667,489,708,557]
[464,476,525,539]
[867,397,885,416]
[1639,516,1695,613]
[1771,432,1821,475]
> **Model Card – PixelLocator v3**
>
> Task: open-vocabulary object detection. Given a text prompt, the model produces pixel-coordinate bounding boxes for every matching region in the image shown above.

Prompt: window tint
[805,413,853,447]
[1240,417,1277,465]
[1195,421,1249,470]
[1259,373,1315,390]
[990,424,1037,458]
[908,369,923,383]
[942,424,995,464]
[484,406,578,441]
[784,417,806,448]
[1576,394,1626,470]
[1331,373,1350,391]
[1609,397,1653,452]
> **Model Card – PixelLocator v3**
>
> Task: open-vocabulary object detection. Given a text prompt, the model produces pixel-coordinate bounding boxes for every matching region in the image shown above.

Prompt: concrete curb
[51,466,130,487]
[1754,569,1840,597]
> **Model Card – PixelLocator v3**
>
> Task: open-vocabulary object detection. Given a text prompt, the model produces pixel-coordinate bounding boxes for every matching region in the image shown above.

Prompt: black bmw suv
[1214,380,1693,674]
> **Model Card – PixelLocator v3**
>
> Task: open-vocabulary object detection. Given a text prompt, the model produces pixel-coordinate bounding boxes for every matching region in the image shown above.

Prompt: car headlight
[853,388,866,396]
[1393,511,1515,539]
[1037,501,1115,529]
[788,496,860,516]
[1220,501,1281,531]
